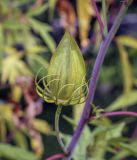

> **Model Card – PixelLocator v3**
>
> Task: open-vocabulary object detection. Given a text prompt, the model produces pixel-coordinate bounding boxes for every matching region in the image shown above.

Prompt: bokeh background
[0,0,137,160]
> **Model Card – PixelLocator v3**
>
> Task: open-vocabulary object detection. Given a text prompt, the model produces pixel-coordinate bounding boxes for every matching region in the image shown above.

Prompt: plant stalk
[64,1,133,159]
[55,106,66,153]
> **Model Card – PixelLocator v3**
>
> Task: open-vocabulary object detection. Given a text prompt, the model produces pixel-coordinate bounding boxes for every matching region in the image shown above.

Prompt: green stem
[102,0,108,34]
[55,106,66,153]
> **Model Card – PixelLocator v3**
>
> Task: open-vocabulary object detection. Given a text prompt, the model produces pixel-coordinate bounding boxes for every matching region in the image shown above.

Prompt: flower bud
[36,31,88,106]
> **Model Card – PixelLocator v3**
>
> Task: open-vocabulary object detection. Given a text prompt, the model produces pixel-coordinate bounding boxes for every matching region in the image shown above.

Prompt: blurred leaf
[106,90,137,111]
[73,103,84,125]
[30,133,43,156]
[111,141,137,160]
[134,79,137,86]
[73,126,91,160]
[0,103,13,121]
[87,123,125,160]
[48,0,57,19]
[3,20,28,30]
[27,53,49,75]
[0,25,4,49]
[119,142,137,156]
[27,3,48,16]
[116,36,137,49]
[33,119,51,135]
[27,46,48,54]
[29,18,55,52]
[0,119,6,142]
[11,86,22,102]
[106,122,125,140]
[62,115,77,127]
[77,0,94,46]
[1,53,32,84]
[14,131,28,149]
[0,144,38,160]
[117,43,133,95]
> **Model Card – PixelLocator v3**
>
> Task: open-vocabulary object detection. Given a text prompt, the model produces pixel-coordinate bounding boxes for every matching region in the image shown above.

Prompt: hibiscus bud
[36,31,88,106]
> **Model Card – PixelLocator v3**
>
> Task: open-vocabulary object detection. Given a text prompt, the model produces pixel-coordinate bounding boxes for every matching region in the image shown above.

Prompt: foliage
[0,0,137,160]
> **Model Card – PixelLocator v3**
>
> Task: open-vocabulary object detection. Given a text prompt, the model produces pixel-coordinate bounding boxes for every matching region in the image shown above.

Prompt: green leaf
[62,115,77,127]
[77,0,94,45]
[0,144,39,160]
[33,119,51,135]
[111,141,137,160]
[117,43,133,95]
[27,52,49,75]
[1,53,32,84]
[29,18,55,52]
[73,103,84,124]
[106,90,137,111]
[3,20,28,30]
[14,131,28,149]
[27,3,48,16]
[106,123,125,140]
[116,36,137,49]
[73,126,91,160]
[48,0,57,19]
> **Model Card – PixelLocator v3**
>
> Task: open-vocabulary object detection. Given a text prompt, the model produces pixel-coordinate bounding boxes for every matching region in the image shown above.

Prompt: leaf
[119,142,137,156]
[33,119,51,134]
[106,90,137,111]
[116,36,137,49]
[61,126,91,160]
[77,0,94,46]
[27,53,49,75]
[11,86,22,102]
[48,0,57,19]
[29,18,55,52]
[133,79,137,86]
[106,123,125,140]
[111,141,137,160]
[27,3,48,16]
[27,46,48,54]
[0,119,6,142]
[0,144,39,160]
[0,103,13,121]
[1,53,32,84]
[14,131,28,149]
[73,103,84,124]
[73,126,91,160]
[116,41,133,95]
[3,19,28,30]
[62,115,77,127]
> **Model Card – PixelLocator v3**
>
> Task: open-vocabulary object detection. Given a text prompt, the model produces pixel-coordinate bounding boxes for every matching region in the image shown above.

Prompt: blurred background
[0,0,137,160]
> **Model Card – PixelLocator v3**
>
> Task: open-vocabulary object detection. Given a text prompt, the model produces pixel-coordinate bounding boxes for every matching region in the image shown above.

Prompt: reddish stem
[91,0,104,38]
[47,152,65,160]
[101,111,137,118]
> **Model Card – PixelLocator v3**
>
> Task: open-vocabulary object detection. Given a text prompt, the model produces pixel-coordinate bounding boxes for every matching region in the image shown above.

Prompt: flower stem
[55,106,66,153]
[64,1,133,159]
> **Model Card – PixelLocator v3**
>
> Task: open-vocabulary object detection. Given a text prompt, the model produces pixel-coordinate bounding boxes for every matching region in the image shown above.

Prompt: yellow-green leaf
[77,0,95,46]
[33,119,51,134]
[117,43,133,95]
[1,53,32,84]
[106,90,137,111]
[116,36,137,49]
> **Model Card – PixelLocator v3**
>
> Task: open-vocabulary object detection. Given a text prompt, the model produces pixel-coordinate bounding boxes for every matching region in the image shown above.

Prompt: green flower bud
[36,31,88,106]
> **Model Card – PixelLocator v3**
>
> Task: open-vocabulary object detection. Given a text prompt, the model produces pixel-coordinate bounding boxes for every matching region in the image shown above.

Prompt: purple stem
[65,1,133,160]
[100,111,137,118]
[91,0,104,38]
